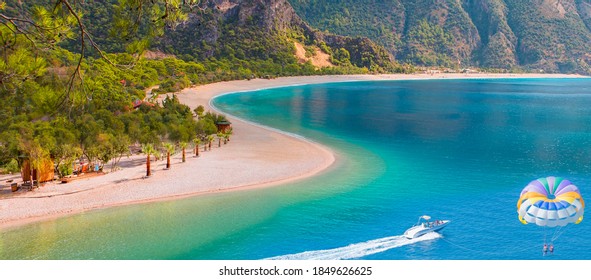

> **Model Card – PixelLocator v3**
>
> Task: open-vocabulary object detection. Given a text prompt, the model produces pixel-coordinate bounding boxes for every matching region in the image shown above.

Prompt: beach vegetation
[192,138,201,157]
[179,142,188,163]
[194,105,205,118]
[225,128,233,142]
[54,144,83,178]
[57,162,74,178]
[163,143,175,169]
[222,131,231,145]
[207,135,215,151]
[1,159,20,174]
[141,143,156,177]
[217,132,224,148]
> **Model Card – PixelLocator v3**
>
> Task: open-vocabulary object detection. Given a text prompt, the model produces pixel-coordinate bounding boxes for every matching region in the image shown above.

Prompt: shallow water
[2,78,591,260]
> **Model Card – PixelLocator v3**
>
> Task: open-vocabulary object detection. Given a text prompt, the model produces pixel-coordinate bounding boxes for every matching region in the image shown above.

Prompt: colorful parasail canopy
[517,176,584,227]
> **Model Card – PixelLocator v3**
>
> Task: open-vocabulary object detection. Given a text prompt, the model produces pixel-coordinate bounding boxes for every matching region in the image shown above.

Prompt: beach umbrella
[517,176,584,227]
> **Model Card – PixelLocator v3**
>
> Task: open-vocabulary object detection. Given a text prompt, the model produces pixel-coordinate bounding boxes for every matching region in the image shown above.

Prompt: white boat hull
[404,220,450,239]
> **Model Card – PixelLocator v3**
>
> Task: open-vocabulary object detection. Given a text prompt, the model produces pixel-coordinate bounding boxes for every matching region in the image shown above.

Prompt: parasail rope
[550,225,569,242]
[544,229,548,244]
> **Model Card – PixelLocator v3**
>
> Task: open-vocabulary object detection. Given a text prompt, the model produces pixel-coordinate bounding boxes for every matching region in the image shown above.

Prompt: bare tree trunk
[146,155,151,177]
[166,152,171,169]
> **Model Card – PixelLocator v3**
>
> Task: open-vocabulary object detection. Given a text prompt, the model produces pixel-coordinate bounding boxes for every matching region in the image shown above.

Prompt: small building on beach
[215,120,232,133]
[21,157,54,184]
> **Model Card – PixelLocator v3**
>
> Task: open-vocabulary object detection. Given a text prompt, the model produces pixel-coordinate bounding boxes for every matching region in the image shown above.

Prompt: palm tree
[225,127,233,142]
[207,135,215,151]
[141,143,156,177]
[192,138,201,157]
[217,132,224,147]
[179,142,188,162]
[223,132,230,144]
[163,143,175,169]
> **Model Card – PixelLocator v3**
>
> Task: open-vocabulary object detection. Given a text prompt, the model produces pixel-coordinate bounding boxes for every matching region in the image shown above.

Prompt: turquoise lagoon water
[2,78,591,260]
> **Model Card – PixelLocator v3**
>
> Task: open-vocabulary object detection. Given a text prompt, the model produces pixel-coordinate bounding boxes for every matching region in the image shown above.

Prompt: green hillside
[289,0,591,73]
[287,0,406,55]
[62,0,400,75]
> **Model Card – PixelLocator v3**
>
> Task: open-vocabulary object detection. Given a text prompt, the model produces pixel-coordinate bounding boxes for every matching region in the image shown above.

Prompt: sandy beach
[0,72,586,230]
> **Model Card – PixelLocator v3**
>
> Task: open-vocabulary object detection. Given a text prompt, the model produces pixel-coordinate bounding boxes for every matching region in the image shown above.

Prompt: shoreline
[0,72,586,231]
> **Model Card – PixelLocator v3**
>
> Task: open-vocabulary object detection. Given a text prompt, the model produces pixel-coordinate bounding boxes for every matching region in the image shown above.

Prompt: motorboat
[404,215,450,239]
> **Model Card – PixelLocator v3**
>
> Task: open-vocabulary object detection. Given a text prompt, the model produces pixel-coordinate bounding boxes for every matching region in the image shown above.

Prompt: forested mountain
[161,0,401,71]
[289,0,591,73]
[70,0,400,73]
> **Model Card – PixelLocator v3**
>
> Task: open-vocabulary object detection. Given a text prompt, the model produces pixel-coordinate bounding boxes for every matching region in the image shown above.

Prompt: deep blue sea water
[2,78,591,260]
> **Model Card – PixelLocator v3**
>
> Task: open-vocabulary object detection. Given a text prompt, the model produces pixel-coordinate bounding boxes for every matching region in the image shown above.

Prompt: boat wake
[265,232,441,260]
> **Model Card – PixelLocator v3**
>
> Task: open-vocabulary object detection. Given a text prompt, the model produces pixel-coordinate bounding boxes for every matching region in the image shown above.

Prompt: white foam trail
[265,232,441,260]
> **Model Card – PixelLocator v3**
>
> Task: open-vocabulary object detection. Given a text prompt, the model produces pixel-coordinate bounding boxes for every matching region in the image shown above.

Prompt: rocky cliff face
[579,0,591,30]
[155,0,396,70]
[463,0,518,69]
[289,0,591,73]
[504,0,591,72]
